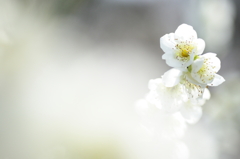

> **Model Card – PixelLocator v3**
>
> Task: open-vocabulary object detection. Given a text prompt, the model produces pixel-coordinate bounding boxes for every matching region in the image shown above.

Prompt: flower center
[182,49,189,57]
[176,43,195,57]
[196,59,215,83]
[181,77,204,98]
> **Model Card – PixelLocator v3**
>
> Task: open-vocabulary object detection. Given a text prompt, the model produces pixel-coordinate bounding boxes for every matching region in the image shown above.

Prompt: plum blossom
[135,99,187,139]
[186,53,225,87]
[153,24,224,117]
[146,77,209,114]
[162,68,205,99]
[135,23,225,159]
[160,24,205,68]
[180,88,211,124]
[162,53,224,88]
[146,78,187,113]
[137,78,210,126]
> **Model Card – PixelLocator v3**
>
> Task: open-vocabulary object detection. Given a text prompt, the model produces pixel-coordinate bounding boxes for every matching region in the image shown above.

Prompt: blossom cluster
[135,24,225,158]
[159,24,224,119]
[161,24,225,88]
[136,24,224,126]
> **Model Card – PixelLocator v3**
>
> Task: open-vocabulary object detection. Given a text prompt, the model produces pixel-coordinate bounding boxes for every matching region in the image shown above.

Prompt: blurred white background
[0,0,239,159]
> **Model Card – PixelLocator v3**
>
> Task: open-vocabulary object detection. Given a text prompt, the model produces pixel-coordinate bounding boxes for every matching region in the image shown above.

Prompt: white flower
[162,53,225,89]
[162,68,184,87]
[150,73,210,123]
[180,88,210,124]
[147,77,204,107]
[146,78,187,113]
[135,99,187,139]
[162,68,205,99]
[186,53,225,87]
[160,24,205,68]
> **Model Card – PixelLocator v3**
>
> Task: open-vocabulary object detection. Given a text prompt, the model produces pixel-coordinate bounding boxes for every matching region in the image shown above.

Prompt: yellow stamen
[182,49,189,57]
[176,43,195,58]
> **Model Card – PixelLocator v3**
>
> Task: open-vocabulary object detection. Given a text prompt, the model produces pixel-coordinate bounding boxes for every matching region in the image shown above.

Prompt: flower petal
[191,58,204,72]
[154,112,187,138]
[180,103,202,124]
[208,74,225,86]
[185,72,206,87]
[162,51,195,68]
[177,52,195,68]
[162,53,182,68]
[202,53,221,72]
[160,33,176,53]
[202,88,211,100]
[195,38,205,55]
[202,52,217,58]
[162,68,183,87]
[162,52,171,60]
[148,78,162,90]
[190,53,222,85]
[174,24,197,41]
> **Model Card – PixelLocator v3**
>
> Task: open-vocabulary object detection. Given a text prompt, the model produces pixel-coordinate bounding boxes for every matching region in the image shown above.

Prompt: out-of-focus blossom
[160,24,205,68]
[180,88,210,124]
[136,99,187,139]
[145,77,210,122]
[162,68,205,100]
[146,78,187,113]
[135,99,190,159]
[136,23,225,159]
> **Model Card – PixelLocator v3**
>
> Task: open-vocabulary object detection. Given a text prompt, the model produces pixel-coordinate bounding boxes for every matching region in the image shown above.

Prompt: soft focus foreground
[135,23,223,159]
[0,0,239,159]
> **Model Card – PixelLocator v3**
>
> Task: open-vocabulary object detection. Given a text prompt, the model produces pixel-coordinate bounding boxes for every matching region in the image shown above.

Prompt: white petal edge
[196,38,205,55]
[162,68,183,87]
[185,72,207,87]
[174,24,197,41]
[202,53,221,72]
[148,78,162,90]
[160,33,176,53]
[202,88,211,100]
[191,58,204,73]
[208,74,225,86]
[181,104,202,124]
[162,53,183,68]
[202,52,217,58]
